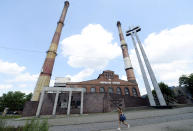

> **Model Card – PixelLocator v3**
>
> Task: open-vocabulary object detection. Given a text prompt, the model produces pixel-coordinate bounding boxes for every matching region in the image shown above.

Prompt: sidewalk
[100,119,193,131]
[6,106,193,128]
[48,106,193,126]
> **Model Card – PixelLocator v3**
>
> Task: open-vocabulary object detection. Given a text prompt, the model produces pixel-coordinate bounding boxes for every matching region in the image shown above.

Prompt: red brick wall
[66,70,141,97]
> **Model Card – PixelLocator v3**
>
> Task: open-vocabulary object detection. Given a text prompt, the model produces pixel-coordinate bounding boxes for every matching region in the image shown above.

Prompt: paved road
[6,106,193,131]
[49,112,193,131]
[101,119,193,131]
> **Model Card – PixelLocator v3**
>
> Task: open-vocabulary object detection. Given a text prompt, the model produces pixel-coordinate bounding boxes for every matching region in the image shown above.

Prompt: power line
[0,46,45,53]
[0,46,124,61]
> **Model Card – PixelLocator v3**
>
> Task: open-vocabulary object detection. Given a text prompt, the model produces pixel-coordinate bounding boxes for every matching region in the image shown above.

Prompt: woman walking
[117,107,130,130]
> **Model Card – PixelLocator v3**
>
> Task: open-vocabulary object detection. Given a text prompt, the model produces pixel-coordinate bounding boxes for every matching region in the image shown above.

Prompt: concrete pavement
[49,111,193,131]
[6,106,193,131]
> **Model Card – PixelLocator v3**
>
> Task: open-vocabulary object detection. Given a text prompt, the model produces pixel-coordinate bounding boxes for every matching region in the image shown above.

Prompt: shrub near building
[0,91,32,113]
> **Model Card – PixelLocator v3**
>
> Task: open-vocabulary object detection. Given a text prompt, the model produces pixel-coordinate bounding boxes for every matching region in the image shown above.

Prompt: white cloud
[0,84,13,89]
[18,84,28,88]
[121,75,127,81]
[144,24,193,63]
[66,68,94,82]
[130,24,193,94]
[7,73,38,82]
[0,59,38,96]
[153,60,192,83]
[139,87,147,96]
[0,59,26,74]
[61,24,121,81]
[61,24,121,69]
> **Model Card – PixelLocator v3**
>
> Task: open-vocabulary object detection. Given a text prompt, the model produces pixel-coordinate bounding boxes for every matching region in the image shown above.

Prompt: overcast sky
[0,0,193,96]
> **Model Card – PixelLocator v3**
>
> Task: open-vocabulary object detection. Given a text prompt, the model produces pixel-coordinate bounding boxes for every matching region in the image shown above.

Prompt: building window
[132,88,138,96]
[83,87,87,93]
[91,87,96,93]
[76,101,80,108]
[105,73,108,79]
[108,87,113,93]
[100,87,105,93]
[70,85,74,88]
[125,88,130,95]
[105,72,114,79]
[116,87,122,95]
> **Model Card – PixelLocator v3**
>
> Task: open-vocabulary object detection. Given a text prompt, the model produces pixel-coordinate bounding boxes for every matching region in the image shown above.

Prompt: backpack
[120,113,126,121]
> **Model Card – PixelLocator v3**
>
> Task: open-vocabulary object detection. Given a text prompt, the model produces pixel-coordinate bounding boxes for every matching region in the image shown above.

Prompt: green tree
[179,73,193,95]
[0,91,32,112]
[0,97,3,111]
[25,93,32,102]
[152,82,174,98]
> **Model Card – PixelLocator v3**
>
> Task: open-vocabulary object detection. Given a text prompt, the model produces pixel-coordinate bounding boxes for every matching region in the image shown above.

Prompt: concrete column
[134,31,167,106]
[130,33,156,106]
[36,90,45,117]
[67,91,72,115]
[80,90,84,114]
[52,91,60,116]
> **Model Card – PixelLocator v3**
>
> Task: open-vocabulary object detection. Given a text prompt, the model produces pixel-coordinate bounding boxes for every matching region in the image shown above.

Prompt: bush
[0,119,6,131]
[0,92,32,112]
[0,118,49,131]
[23,118,49,131]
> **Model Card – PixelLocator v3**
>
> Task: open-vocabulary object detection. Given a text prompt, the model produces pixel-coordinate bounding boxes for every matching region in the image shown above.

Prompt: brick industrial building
[23,70,149,116]
[58,70,140,96]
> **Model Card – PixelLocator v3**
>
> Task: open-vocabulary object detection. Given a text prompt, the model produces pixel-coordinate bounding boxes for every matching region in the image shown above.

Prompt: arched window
[132,88,138,96]
[125,88,130,95]
[83,87,87,93]
[91,87,96,93]
[116,87,122,95]
[100,87,105,93]
[108,87,113,93]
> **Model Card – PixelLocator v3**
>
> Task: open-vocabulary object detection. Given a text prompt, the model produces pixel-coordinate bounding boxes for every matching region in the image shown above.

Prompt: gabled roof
[66,70,137,86]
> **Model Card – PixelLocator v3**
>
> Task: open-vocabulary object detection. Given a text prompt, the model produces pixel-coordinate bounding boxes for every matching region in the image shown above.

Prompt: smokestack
[117,21,136,82]
[31,1,70,101]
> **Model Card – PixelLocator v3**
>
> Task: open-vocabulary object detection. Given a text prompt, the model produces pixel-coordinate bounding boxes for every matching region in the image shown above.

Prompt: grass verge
[0,118,49,131]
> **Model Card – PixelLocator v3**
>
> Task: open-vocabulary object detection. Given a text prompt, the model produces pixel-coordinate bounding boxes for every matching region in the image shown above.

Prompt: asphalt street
[49,111,193,131]
[6,106,193,131]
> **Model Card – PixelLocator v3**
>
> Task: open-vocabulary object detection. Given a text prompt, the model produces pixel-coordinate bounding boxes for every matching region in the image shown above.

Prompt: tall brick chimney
[31,1,70,101]
[117,21,136,83]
